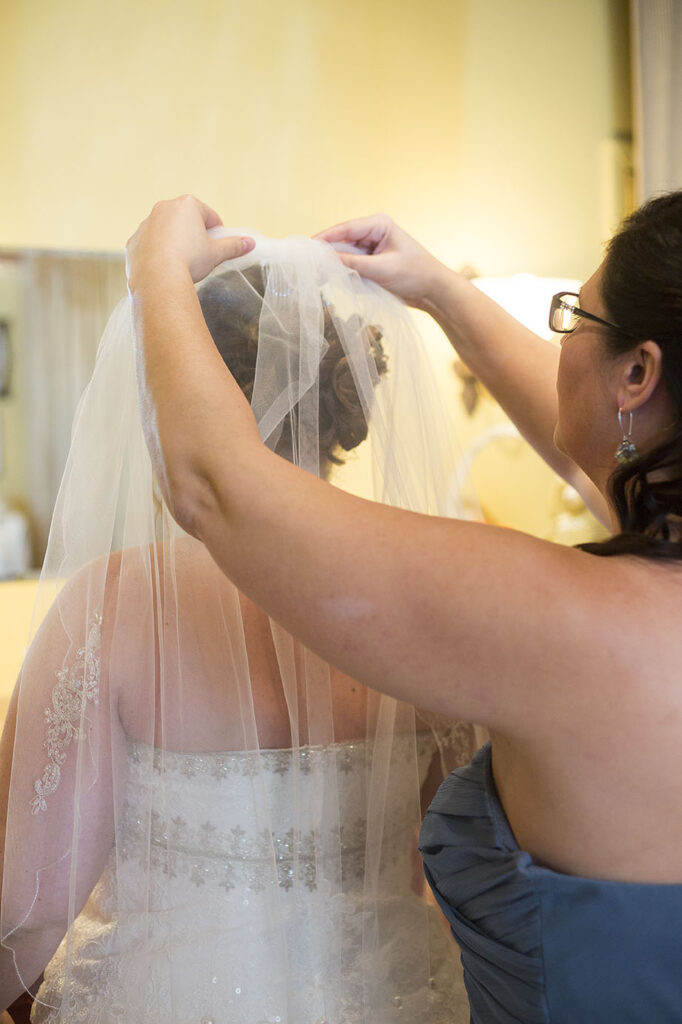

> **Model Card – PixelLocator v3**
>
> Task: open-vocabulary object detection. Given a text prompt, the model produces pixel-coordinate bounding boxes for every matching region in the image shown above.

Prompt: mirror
[0,251,127,568]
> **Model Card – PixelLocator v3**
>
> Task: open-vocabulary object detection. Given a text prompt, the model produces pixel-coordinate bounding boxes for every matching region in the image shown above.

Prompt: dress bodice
[34,732,469,1024]
[419,743,682,1023]
[115,732,431,898]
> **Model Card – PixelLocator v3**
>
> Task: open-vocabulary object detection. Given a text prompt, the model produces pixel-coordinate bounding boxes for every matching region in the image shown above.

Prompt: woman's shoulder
[428,520,682,736]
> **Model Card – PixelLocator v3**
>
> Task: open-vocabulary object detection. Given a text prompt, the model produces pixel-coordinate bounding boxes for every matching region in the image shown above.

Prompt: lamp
[453,273,580,416]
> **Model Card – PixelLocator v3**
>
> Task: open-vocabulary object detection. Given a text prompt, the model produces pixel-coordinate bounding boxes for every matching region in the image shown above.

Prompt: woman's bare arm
[425,270,609,523]
[127,199,626,745]
[316,215,610,526]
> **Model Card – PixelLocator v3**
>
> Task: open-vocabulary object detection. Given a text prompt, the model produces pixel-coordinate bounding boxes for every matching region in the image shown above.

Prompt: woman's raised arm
[127,198,624,742]
[316,215,610,525]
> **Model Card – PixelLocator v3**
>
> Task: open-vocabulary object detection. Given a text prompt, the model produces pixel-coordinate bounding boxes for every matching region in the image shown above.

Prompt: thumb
[337,250,381,281]
[211,235,255,265]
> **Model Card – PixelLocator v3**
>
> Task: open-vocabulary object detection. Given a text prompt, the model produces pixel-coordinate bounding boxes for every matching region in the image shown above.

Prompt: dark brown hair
[198,266,387,470]
[579,191,682,560]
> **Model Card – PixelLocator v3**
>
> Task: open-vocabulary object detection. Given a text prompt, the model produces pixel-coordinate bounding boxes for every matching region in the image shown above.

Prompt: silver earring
[615,408,638,464]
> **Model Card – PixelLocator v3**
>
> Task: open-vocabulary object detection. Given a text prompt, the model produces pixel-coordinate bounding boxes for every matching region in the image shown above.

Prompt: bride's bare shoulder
[103,537,231,600]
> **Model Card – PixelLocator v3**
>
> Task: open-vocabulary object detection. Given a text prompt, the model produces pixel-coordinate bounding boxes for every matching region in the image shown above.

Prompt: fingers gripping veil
[1,233,475,1022]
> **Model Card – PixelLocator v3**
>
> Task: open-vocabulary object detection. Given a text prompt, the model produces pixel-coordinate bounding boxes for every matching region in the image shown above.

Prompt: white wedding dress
[33,731,468,1024]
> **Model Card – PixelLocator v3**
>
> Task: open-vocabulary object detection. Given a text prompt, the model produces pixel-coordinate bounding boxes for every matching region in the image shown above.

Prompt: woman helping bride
[0,235,473,1022]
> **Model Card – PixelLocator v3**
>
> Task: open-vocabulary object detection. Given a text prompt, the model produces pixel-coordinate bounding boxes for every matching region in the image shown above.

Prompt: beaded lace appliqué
[116,735,433,895]
[30,613,102,815]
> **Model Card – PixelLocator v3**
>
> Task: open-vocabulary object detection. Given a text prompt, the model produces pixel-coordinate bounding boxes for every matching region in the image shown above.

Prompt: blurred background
[0,0,679,701]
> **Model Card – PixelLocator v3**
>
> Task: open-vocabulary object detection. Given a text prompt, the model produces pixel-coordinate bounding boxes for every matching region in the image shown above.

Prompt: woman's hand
[314,214,447,310]
[126,195,254,288]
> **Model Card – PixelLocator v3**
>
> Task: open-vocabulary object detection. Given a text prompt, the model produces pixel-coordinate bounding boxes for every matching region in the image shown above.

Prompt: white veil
[0,234,476,1023]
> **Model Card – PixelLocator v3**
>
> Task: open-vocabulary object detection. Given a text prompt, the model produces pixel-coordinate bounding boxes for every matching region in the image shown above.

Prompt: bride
[0,235,473,1022]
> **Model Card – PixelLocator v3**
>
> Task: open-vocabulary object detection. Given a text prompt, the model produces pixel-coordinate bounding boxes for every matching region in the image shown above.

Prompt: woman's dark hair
[198,265,387,471]
[579,190,682,560]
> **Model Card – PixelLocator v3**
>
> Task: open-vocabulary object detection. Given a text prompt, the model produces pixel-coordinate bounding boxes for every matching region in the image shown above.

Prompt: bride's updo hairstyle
[198,265,388,471]
[580,189,682,560]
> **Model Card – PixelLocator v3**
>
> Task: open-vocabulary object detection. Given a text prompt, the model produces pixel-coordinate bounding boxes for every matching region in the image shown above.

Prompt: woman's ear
[616,340,664,413]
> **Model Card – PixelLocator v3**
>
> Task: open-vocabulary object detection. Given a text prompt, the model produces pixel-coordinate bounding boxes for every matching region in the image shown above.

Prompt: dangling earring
[615,408,638,464]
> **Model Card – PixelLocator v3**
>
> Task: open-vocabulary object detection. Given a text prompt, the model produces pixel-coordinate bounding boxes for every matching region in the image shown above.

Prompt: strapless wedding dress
[33,732,468,1024]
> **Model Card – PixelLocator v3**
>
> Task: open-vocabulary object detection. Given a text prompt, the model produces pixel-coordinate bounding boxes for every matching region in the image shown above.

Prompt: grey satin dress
[420,744,682,1022]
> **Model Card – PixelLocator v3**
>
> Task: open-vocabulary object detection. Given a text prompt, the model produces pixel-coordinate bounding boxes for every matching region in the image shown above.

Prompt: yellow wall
[0,0,627,716]
[1,0,630,281]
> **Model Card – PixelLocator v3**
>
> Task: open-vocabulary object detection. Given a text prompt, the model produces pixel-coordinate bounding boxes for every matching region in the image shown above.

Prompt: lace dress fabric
[420,743,682,1023]
[33,732,468,1024]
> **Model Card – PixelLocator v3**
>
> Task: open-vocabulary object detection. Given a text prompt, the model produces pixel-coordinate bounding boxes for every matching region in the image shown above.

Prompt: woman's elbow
[163,466,219,539]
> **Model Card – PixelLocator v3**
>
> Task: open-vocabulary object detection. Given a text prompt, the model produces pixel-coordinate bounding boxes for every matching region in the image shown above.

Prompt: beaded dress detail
[34,732,468,1024]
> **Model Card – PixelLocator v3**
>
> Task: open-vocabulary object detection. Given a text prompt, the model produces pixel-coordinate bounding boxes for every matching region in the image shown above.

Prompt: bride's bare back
[113,539,385,753]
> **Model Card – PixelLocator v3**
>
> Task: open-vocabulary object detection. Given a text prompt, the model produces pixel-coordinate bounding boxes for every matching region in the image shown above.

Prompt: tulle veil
[0,233,476,1022]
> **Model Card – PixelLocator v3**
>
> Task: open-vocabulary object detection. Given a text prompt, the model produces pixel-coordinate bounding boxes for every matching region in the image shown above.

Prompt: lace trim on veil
[30,613,102,815]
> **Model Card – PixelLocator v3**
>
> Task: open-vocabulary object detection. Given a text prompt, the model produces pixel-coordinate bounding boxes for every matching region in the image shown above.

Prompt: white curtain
[631,0,682,200]
[22,253,126,561]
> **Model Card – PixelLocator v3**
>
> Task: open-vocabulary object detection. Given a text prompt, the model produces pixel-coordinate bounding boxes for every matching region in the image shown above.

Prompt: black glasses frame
[548,292,632,336]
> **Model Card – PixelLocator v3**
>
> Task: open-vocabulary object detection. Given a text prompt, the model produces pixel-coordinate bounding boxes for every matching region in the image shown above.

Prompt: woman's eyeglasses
[548,292,630,336]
